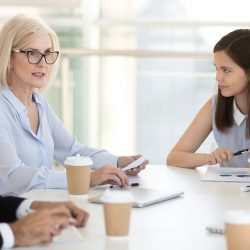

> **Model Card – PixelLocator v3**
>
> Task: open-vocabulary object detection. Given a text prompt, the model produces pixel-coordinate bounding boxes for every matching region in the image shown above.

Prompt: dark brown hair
[213,29,250,136]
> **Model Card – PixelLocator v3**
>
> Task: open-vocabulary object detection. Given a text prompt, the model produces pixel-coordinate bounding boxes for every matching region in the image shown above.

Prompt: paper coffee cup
[64,155,92,196]
[101,190,134,237]
[224,210,250,250]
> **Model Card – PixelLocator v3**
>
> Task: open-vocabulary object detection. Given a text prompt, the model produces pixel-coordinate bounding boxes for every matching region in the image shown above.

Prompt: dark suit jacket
[0,196,25,223]
[0,196,25,248]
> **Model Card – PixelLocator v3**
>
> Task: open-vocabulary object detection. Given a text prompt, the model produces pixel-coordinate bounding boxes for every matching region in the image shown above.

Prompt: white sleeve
[16,199,34,219]
[0,223,15,248]
[0,200,35,249]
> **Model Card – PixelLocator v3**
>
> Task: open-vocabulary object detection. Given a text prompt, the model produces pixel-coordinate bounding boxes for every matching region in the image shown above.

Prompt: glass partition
[0,0,249,164]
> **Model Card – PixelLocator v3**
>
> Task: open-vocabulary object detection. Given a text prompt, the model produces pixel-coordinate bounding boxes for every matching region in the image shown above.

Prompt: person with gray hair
[0,14,148,195]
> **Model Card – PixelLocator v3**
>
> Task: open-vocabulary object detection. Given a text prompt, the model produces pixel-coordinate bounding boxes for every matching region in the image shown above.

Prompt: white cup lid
[64,154,93,166]
[224,210,250,224]
[101,189,134,203]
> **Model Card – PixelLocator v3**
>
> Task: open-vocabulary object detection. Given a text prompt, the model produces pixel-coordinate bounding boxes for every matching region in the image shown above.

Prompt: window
[1,0,249,164]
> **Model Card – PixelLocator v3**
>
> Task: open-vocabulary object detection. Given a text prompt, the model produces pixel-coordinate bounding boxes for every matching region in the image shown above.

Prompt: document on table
[53,226,84,243]
[201,167,250,183]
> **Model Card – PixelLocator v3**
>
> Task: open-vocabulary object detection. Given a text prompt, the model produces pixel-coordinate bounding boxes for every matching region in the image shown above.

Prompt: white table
[18,165,250,250]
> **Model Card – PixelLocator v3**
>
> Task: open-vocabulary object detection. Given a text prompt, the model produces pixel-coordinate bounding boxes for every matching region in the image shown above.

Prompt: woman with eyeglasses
[0,14,148,195]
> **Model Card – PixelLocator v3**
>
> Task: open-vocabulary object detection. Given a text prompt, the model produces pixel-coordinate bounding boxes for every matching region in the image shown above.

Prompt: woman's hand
[90,164,129,187]
[117,155,148,176]
[208,147,233,165]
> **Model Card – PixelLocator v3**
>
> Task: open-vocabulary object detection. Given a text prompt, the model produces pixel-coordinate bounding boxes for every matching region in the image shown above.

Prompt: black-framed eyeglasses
[12,49,59,64]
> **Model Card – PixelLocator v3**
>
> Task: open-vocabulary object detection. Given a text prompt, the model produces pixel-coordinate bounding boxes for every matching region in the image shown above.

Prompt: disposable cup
[64,155,92,196]
[224,210,250,250]
[101,190,134,237]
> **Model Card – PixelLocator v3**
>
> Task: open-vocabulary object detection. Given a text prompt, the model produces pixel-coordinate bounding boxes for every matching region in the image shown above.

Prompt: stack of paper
[53,226,84,243]
[201,167,250,183]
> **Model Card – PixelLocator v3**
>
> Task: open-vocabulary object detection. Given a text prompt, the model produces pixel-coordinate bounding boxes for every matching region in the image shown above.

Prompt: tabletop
[17,165,250,250]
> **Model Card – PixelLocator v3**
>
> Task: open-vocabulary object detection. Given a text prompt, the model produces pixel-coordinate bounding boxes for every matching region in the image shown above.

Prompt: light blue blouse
[0,87,118,195]
[212,95,250,167]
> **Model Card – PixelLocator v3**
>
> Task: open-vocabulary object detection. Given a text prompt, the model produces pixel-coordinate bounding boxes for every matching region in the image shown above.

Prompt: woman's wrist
[90,171,96,187]
[206,153,212,165]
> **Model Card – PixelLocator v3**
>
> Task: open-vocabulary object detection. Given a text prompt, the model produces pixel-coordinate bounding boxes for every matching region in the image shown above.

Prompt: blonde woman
[0,14,147,195]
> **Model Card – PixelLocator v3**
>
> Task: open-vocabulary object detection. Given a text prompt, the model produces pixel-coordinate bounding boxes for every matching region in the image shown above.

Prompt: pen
[130,182,139,187]
[206,225,225,234]
[233,148,249,156]
[240,185,250,192]
[110,182,139,189]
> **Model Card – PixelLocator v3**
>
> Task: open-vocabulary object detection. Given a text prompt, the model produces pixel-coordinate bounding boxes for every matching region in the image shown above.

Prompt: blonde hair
[0,14,60,87]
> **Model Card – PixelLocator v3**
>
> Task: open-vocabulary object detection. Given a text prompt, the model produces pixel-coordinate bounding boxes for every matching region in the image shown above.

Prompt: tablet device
[88,187,184,208]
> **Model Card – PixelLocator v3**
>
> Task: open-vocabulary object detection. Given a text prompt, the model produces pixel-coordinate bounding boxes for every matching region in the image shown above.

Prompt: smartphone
[122,156,146,172]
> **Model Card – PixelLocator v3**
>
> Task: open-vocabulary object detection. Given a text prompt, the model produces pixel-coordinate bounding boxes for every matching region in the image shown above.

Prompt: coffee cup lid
[101,189,134,203]
[64,154,93,166]
[224,210,250,224]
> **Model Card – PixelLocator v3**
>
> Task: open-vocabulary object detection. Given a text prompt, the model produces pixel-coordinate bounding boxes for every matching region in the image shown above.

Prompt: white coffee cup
[101,190,134,238]
[64,155,93,196]
[224,210,250,250]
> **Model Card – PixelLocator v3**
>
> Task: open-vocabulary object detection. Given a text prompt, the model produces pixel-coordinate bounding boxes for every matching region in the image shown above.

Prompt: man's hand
[30,201,89,227]
[10,206,70,246]
[118,155,148,176]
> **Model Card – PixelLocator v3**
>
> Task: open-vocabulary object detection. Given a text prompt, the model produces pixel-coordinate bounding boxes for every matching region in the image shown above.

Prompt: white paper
[122,156,147,172]
[201,167,250,183]
[53,226,84,243]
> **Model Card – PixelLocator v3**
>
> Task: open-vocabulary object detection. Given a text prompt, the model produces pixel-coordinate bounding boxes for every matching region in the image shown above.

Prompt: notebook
[88,187,184,208]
